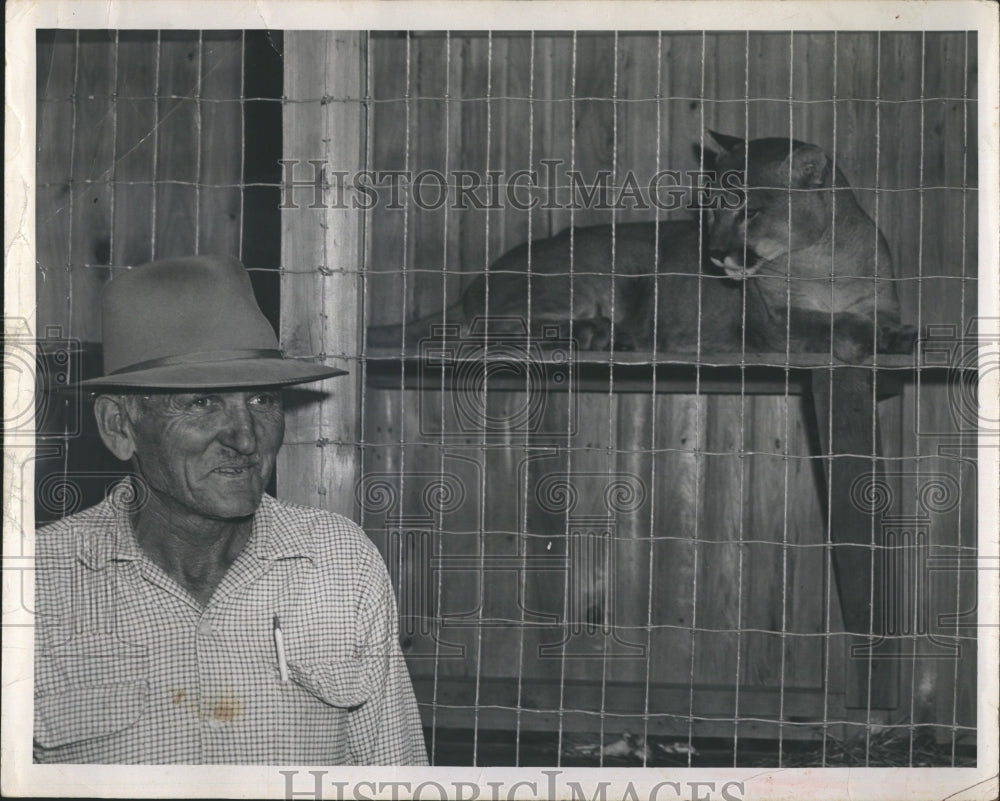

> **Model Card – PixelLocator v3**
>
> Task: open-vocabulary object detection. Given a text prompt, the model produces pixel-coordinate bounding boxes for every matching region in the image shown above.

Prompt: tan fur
[368,134,916,363]
[703,133,913,361]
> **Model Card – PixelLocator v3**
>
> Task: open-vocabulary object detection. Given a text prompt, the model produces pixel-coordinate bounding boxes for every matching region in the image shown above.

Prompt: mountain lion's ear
[706,130,746,154]
[787,144,832,188]
[693,141,719,172]
[696,131,745,171]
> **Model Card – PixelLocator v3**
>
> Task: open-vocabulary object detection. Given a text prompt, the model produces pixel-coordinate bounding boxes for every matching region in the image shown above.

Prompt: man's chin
[214,495,265,519]
[197,485,266,520]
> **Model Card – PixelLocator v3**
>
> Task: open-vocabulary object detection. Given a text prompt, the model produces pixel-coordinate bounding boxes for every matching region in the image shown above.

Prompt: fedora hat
[77,255,347,389]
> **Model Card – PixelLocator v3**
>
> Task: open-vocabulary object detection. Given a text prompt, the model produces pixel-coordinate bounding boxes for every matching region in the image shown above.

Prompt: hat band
[108,349,285,376]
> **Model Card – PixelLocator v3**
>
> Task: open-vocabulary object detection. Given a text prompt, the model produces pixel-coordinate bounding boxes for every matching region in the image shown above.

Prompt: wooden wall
[359,31,978,756]
[278,32,364,516]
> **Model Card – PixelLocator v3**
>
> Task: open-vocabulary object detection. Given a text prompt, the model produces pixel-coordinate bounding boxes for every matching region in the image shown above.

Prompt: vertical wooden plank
[666,30,703,210]
[542,34,574,237]
[69,31,116,343]
[616,33,658,225]
[558,396,618,698]
[366,35,410,329]
[700,32,746,136]
[411,36,448,319]
[834,32,880,215]
[444,35,467,309]
[516,400,570,693]
[792,32,835,149]
[501,35,533,254]
[154,33,201,259]
[693,396,742,689]
[742,397,788,689]
[488,33,510,260]
[879,32,923,330]
[743,395,825,690]
[280,32,363,514]
[746,31,792,138]
[476,396,529,703]
[35,31,76,337]
[568,34,614,230]
[648,393,704,695]
[612,391,657,687]
[113,31,158,268]
[459,35,489,294]
[782,396,827,685]
[197,32,243,256]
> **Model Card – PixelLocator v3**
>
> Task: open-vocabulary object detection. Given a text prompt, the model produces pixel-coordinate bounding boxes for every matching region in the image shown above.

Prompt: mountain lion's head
[704,132,837,281]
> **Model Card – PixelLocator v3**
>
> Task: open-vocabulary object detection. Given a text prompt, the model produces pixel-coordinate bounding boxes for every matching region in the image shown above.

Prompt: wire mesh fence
[33,28,979,768]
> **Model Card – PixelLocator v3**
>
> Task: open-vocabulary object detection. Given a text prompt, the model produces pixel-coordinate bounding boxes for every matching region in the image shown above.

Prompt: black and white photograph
[3,1,998,798]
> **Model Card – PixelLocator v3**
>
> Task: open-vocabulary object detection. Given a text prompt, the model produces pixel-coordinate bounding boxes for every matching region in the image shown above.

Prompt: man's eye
[188,395,219,411]
[250,392,282,408]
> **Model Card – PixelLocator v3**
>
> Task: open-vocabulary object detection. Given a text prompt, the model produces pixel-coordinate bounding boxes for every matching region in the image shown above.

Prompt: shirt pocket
[34,636,149,749]
[287,655,387,710]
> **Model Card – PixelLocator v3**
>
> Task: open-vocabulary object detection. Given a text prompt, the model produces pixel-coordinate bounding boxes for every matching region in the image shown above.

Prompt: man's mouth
[212,464,258,476]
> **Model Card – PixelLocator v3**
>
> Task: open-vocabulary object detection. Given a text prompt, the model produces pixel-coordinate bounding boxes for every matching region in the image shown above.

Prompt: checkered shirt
[33,483,429,765]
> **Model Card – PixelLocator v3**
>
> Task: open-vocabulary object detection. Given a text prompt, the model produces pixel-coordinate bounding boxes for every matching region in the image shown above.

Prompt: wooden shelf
[363,349,933,397]
[409,675,843,742]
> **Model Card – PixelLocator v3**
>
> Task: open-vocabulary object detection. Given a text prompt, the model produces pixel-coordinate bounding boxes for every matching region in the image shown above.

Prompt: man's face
[125,390,285,521]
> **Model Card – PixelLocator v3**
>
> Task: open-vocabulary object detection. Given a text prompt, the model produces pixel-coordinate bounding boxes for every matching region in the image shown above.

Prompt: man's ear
[94,395,138,461]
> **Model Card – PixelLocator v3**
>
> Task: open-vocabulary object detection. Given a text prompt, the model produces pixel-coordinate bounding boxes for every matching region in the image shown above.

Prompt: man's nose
[218,400,258,455]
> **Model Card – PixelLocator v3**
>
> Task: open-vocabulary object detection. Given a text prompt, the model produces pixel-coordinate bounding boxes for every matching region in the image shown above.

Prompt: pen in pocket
[273,614,289,682]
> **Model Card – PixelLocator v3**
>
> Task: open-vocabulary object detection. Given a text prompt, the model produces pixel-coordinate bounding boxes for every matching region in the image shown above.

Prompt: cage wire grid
[33,28,978,768]
[350,29,977,768]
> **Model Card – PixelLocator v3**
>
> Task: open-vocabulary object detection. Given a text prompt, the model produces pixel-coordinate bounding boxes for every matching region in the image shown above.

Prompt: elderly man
[33,255,428,765]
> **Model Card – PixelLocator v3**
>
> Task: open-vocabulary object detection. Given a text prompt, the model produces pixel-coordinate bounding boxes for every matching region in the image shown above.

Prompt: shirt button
[197,618,214,637]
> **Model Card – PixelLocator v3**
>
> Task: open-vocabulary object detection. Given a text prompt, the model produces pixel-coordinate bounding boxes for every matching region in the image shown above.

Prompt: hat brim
[74,358,347,391]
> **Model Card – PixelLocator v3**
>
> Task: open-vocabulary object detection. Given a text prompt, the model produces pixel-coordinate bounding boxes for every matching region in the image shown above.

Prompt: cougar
[367,132,916,364]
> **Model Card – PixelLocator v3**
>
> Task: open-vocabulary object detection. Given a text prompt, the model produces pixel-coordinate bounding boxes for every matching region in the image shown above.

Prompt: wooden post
[279,32,363,514]
[810,367,898,709]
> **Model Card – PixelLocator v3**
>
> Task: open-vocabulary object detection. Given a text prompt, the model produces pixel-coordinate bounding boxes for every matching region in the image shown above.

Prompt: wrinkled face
[127,390,285,521]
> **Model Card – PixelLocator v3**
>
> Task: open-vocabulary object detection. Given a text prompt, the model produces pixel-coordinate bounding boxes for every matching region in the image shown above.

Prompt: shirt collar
[78,481,314,569]
[71,478,144,569]
[244,493,316,563]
